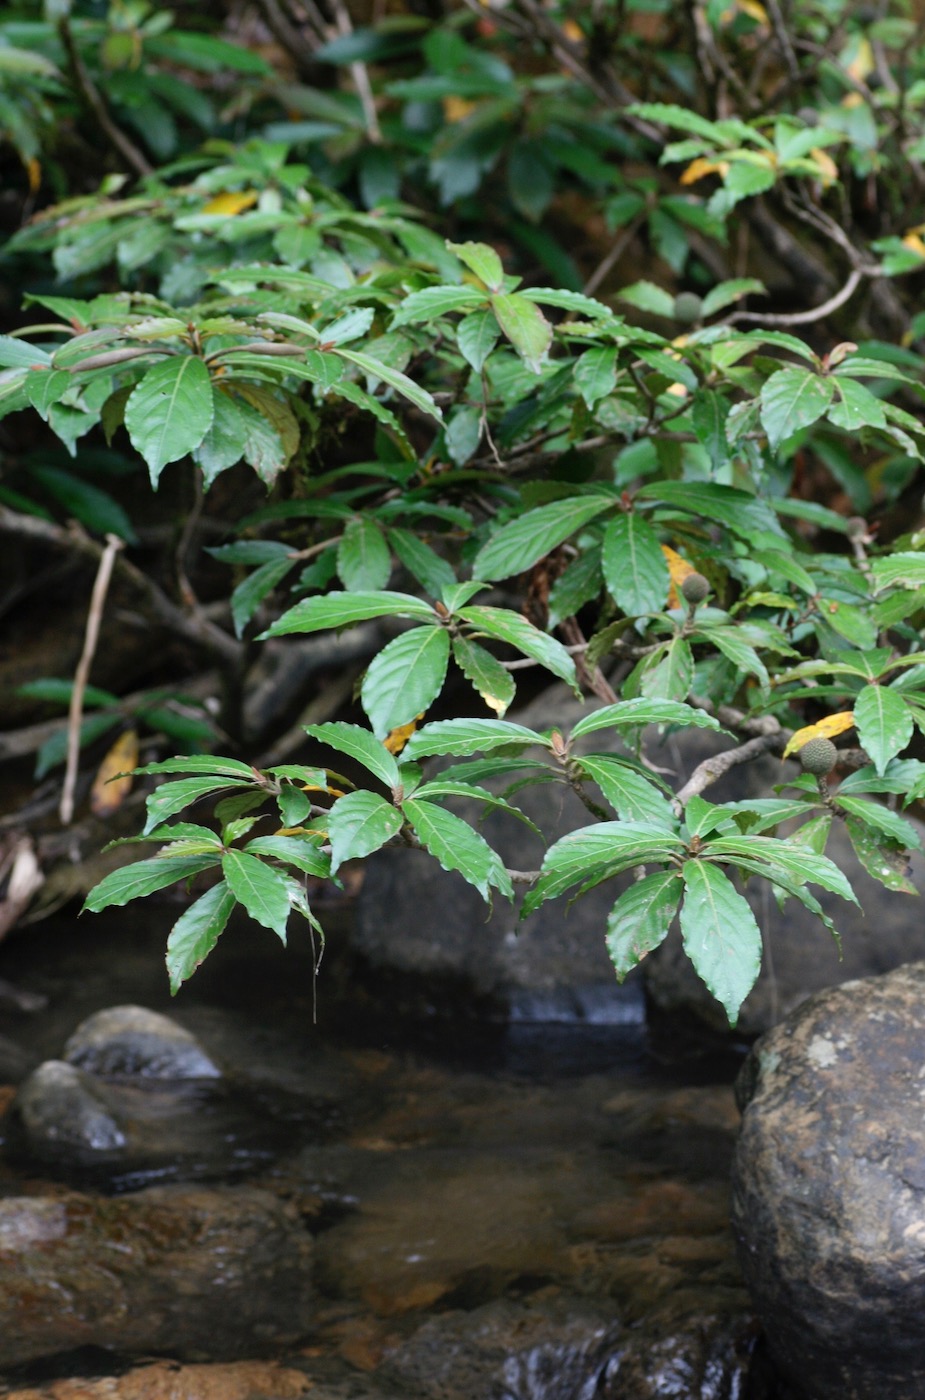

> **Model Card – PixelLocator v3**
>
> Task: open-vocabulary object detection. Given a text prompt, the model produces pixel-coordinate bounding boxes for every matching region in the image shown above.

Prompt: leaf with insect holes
[166,881,237,994]
[680,860,762,1025]
[606,871,684,981]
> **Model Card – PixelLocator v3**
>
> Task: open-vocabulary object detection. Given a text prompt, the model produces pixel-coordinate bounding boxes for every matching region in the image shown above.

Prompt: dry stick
[60,534,124,825]
[674,730,786,810]
[329,0,382,143]
[58,19,152,178]
[583,214,647,297]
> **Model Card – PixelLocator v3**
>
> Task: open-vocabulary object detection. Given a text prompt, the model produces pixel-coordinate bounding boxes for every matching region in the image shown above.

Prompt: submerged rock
[732,962,925,1400]
[0,1186,313,1367]
[15,1061,126,1153]
[63,1005,221,1079]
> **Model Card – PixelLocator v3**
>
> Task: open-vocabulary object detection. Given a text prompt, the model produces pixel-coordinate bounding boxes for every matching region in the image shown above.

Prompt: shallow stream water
[0,901,784,1399]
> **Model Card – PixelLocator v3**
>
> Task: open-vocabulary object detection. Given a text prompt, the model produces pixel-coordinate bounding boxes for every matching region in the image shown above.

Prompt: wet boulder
[14,1060,126,1154]
[0,1185,314,1367]
[63,1004,221,1079]
[731,961,925,1400]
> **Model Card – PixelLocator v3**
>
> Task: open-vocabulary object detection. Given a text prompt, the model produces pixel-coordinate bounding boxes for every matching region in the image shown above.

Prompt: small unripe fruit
[673,291,703,324]
[799,737,838,776]
[681,572,711,605]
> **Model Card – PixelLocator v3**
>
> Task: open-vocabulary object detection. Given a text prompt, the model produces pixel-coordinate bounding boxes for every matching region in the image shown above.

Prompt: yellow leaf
[845,36,874,84]
[561,18,584,41]
[662,544,696,608]
[902,233,925,259]
[25,157,41,193]
[680,158,729,186]
[202,190,258,216]
[90,728,138,817]
[809,148,839,189]
[443,96,477,123]
[735,0,768,22]
[384,715,424,754]
[783,712,856,759]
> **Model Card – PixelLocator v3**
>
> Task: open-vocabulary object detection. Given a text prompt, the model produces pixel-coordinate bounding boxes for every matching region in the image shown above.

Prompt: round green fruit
[681,572,711,604]
[673,292,703,324]
[799,737,838,776]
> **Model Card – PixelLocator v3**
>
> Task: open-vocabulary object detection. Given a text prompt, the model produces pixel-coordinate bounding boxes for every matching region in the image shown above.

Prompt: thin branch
[60,533,124,825]
[728,266,866,327]
[329,0,382,143]
[583,214,647,297]
[674,730,785,809]
[58,18,152,178]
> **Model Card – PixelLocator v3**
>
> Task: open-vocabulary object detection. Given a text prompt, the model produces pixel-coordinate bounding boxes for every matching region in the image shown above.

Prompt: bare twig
[728,266,866,327]
[60,534,124,825]
[329,0,382,143]
[674,730,786,808]
[583,214,647,297]
[58,18,152,178]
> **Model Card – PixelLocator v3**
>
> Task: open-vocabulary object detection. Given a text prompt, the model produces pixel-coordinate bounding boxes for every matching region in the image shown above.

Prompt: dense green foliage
[6,0,925,1022]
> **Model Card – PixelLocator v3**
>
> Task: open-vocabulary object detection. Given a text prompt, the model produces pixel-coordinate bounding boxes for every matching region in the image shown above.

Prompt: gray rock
[15,1060,126,1152]
[0,1184,313,1366]
[63,1004,221,1078]
[0,1032,35,1084]
[731,962,925,1400]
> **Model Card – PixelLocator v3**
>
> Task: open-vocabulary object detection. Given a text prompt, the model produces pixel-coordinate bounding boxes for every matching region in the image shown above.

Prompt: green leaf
[392,285,489,327]
[304,720,400,788]
[574,347,618,407]
[527,288,612,318]
[230,556,294,637]
[263,590,436,637]
[0,336,51,369]
[336,348,442,422]
[124,355,214,485]
[606,872,683,981]
[387,527,456,597]
[703,836,859,905]
[452,635,516,717]
[570,698,724,739]
[635,481,785,541]
[25,368,70,419]
[133,755,258,778]
[700,278,766,316]
[166,880,237,994]
[602,512,669,616]
[402,797,513,900]
[337,516,392,591]
[459,605,579,692]
[854,683,914,775]
[695,624,769,687]
[490,292,553,373]
[456,309,501,371]
[827,377,887,432]
[327,790,403,874]
[525,822,685,912]
[472,494,613,581]
[870,553,925,593]
[577,755,675,824]
[446,240,505,291]
[361,625,451,738]
[691,390,730,470]
[221,849,291,940]
[547,547,603,627]
[844,816,918,894]
[143,776,251,834]
[403,717,549,759]
[617,281,675,317]
[82,855,220,913]
[639,637,694,702]
[680,860,762,1025]
[759,367,834,450]
[837,795,922,850]
[244,835,331,876]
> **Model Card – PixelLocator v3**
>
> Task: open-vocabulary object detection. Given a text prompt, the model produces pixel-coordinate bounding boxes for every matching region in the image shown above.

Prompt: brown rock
[0,1186,313,1367]
[1,1360,312,1400]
